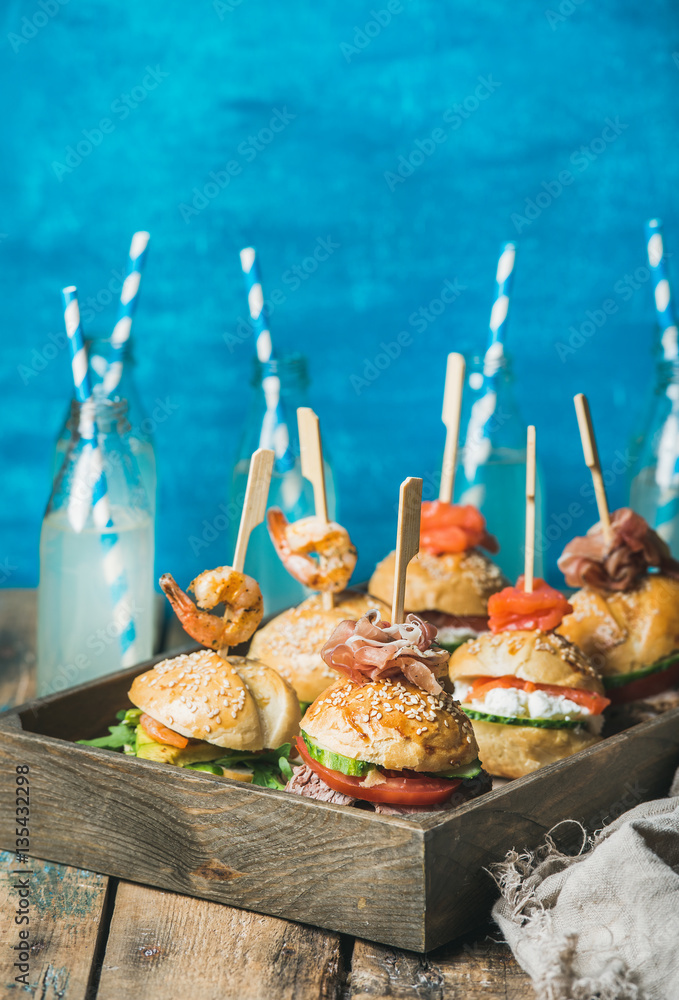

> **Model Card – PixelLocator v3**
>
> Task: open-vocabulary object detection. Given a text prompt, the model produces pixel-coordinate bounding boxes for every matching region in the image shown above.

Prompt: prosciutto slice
[320,610,448,693]
[558,507,679,591]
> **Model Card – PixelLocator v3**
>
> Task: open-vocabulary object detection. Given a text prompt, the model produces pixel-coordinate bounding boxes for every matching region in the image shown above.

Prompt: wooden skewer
[524,426,536,593]
[392,477,423,624]
[233,448,275,573]
[221,447,274,658]
[439,353,466,505]
[574,393,613,542]
[297,407,334,610]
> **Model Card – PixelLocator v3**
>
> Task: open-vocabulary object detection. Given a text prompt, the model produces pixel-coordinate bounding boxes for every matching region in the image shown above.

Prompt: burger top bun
[448,629,604,694]
[128,649,300,751]
[248,589,390,704]
[301,677,479,772]
[368,549,507,618]
[557,574,679,677]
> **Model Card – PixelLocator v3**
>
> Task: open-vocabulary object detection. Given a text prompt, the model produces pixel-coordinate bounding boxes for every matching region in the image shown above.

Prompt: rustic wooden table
[0,590,534,1000]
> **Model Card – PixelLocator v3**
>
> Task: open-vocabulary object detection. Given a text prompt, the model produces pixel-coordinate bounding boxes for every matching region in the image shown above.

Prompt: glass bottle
[629,359,679,555]
[454,350,545,582]
[38,398,155,696]
[229,354,336,615]
[53,336,157,512]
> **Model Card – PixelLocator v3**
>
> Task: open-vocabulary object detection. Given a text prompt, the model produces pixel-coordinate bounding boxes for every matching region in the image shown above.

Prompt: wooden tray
[1,653,678,952]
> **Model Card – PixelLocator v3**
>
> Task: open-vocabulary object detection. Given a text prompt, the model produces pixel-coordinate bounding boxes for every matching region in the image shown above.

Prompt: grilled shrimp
[160,567,263,652]
[266,509,357,592]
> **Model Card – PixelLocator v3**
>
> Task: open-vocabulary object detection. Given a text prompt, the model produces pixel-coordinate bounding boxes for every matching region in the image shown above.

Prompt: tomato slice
[420,501,498,555]
[295,737,461,805]
[139,713,189,748]
[488,577,573,632]
[465,675,610,715]
[606,659,679,705]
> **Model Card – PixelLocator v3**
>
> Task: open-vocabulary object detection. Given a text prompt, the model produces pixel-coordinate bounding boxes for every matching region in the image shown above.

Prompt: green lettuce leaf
[78,720,138,750]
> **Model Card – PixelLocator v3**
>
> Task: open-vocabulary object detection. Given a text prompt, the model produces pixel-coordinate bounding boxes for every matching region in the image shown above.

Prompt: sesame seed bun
[301,677,479,772]
[463,719,600,779]
[248,590,390,704]
[557,575,679,678]
[368,549,507,617]
[448,629,604,692]
[128,649,300,751]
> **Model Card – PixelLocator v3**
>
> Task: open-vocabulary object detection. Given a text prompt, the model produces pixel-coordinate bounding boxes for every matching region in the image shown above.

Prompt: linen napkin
[492,769,679,1000]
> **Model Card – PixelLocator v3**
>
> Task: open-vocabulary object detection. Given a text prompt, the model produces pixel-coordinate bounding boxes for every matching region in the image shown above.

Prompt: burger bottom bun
[470,719,600,779]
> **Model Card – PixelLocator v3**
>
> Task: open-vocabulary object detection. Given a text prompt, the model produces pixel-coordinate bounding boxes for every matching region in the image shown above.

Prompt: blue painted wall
[2,0,679,590]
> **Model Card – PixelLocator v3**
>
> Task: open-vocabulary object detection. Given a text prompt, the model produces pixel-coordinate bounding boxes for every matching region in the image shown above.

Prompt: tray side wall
[0,727,428,951]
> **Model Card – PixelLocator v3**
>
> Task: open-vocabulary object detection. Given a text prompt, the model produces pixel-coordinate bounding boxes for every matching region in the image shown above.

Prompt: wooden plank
[0,850,109,1000]
[97,881,344,1000]
[350,925,533,999]
[0,715,427,950]
[0,589,37,711]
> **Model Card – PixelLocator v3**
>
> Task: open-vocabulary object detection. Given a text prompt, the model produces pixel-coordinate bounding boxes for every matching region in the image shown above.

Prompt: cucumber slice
[462,708,580,730]
[436,638,471,654]
[301,731,375,776]
[603,651,679,689]
[426,757,483,779]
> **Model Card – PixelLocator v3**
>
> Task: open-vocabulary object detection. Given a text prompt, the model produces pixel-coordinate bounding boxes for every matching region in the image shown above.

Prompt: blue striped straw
[462,243,517,485]
[485,241,516,368]
[239,247,294,471]
[646,219,678,361]
[102,231,150,396]
[63,286,138,666]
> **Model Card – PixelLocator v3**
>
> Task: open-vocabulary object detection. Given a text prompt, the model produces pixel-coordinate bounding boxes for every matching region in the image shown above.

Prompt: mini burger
[80,649,301,787]
[249,590,391,709]
[558,507,679,704]
[448,577,609,779]
[369,501,508,653]
[286,610,491,813]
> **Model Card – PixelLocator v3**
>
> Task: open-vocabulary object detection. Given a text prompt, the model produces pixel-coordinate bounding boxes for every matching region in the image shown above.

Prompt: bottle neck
[71,397,131,438]
[243,354,310,470]
[86,335,134,398]
[49,396,150,519]
[251,353,310,393]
